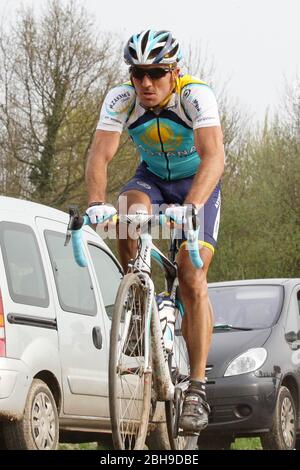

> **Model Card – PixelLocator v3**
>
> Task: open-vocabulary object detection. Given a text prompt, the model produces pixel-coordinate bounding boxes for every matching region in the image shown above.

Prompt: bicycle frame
[66,207,203,403]
[126,224,175,402]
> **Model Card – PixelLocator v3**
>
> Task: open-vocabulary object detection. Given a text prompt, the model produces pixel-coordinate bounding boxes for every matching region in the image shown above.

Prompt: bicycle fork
[142,275,174,402]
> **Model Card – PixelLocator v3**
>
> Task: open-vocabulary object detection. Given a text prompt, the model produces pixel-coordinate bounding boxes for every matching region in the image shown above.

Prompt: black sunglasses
[129,66,173,80]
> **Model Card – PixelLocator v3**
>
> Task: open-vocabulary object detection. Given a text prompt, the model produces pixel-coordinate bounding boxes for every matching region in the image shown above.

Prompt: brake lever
[185,204,198,232]
[64,206,85,246]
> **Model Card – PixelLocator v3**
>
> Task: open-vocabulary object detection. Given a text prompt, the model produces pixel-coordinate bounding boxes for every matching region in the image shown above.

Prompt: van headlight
[224,348,267,376]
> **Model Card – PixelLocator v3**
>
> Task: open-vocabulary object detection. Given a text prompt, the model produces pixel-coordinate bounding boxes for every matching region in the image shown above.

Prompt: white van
[0,196,128,449]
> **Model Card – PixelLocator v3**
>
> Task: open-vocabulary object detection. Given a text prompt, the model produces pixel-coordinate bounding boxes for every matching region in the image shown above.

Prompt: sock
[189,379,206,398]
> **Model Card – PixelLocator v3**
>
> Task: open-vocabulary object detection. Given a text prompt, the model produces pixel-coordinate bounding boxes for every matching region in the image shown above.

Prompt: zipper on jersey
[156,117,171,181]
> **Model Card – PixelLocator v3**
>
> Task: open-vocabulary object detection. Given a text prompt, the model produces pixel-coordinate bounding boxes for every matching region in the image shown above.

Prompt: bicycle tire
[109,273,152,450]
[165,311,198,450]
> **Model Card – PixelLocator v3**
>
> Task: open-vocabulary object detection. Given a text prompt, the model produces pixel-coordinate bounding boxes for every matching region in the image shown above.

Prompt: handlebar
[65,207,203,269]
[64,207,91,267]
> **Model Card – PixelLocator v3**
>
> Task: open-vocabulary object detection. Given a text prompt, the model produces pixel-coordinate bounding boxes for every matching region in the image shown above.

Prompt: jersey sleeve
[181,84,221,129]
[96,84,135,133]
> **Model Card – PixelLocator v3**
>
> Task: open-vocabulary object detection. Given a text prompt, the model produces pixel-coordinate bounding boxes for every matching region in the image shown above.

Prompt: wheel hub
[281,396,295,448]
[31,392,56,450]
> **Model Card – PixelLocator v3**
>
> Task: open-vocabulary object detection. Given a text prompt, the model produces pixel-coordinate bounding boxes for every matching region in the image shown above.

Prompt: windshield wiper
[213,324,253,331]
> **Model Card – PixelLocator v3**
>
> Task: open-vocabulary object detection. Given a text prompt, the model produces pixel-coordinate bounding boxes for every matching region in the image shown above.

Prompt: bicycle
[66,205,203,450]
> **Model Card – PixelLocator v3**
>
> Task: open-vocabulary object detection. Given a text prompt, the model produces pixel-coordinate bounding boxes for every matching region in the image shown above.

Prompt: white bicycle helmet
[124,29,182,66]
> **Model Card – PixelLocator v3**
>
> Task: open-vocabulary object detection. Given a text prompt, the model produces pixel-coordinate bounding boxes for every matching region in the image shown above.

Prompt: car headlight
[224,348,267,377]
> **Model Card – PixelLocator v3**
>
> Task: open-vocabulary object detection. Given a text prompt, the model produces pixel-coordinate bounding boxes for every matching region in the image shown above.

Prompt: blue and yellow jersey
[97,74,220,181]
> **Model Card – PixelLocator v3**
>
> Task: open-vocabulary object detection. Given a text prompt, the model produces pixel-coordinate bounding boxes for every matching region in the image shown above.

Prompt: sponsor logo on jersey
[183,87,201,112]
[139,122,184,152]
[137,181,152,190]
[166,147,197,158]
[109,92,131,110]
[105,91,132,117]
[190,97,201,112]
[136,144,197,158]
[183,88,191,99]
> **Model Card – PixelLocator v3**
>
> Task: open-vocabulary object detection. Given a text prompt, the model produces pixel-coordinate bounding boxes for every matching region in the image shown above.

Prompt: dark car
[198,279,300,450]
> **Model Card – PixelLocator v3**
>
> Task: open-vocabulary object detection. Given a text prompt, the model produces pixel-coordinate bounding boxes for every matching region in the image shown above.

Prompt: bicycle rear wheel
[109,273,152,450]
[165,309,198,450]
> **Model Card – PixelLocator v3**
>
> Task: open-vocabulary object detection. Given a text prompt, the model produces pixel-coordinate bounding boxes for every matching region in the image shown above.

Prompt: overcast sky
[1,0,300,122]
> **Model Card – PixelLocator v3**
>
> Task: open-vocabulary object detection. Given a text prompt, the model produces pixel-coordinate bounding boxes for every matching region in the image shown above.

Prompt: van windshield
[209,285,284,330]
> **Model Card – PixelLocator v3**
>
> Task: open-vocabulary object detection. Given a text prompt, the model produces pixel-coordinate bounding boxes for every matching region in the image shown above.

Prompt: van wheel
[261,386,296,450]
[3,379,59,450]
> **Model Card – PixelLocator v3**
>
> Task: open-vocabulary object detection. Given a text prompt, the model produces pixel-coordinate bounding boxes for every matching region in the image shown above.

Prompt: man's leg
[177,246,214,380]
[117,190,152,272]
[177,246,214,434]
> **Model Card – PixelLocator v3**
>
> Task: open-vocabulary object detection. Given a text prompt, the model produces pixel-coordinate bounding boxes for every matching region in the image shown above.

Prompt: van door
[36,217,110,418]
[0,220,59,372]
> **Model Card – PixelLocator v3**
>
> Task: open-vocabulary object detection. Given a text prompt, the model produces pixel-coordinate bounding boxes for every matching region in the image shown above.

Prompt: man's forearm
[184,153,224,207]
[85,130,120,205]
[85,156,108,204]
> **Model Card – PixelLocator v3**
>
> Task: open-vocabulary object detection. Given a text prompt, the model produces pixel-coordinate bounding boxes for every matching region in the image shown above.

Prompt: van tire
[2,379,59,450]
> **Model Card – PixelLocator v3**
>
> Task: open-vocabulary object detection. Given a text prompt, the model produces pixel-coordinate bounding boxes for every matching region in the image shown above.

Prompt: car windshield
[209,285,284,330]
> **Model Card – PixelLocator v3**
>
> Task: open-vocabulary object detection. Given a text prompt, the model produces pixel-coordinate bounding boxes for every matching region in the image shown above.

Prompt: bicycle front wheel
[109,273,152,450]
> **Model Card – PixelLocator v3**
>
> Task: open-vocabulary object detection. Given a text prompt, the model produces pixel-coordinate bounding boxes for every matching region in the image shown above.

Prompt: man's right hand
[86,203,117,224]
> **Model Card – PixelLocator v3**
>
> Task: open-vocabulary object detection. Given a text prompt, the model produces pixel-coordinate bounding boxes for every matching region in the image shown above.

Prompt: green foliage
[231,437,262,450]
[210,112,300,282]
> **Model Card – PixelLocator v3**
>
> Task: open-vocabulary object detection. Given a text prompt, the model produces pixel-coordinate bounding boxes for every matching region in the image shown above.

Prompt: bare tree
[182,42,217,83]
[183,42,250,187]
[280,75,300,136]
[0,0,125,207]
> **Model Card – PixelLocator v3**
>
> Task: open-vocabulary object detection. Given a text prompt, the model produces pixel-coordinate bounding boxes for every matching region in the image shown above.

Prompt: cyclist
[85,29,225,436]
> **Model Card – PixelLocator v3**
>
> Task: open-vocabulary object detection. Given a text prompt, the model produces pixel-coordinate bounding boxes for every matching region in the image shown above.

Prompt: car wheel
[261,386,296,450]
[198,435,232,450]
[2,379,59,450]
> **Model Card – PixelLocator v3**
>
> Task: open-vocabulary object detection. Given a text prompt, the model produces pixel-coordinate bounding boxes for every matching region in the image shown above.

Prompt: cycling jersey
[97,74,221,181]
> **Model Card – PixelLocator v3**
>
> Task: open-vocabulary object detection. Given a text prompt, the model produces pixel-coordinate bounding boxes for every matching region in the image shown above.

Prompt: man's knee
[118,190,151,214]
[178,267,208,298]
